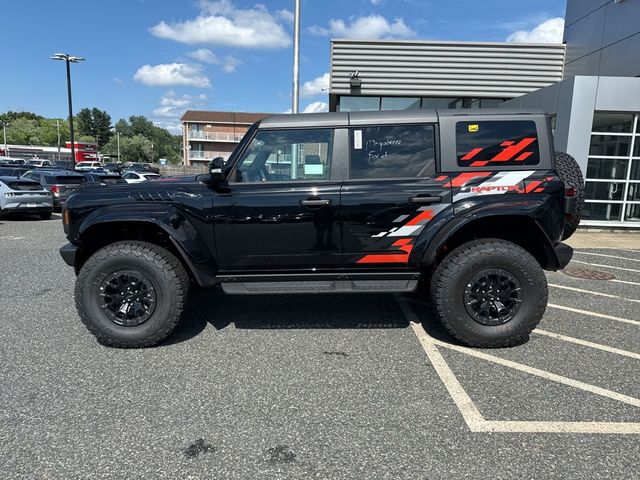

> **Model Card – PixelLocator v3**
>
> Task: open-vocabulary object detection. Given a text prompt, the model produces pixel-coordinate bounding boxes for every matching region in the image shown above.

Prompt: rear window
[350,124,436,179]
[6,181,43,191]
[456,120,540,167]
[45,175,86,184]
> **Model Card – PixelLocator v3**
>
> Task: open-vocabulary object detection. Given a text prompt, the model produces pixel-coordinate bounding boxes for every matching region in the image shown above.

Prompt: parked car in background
[22,169,86,210]
[75,161,103,172]
[127,162,160,174]
[52,160,76,171]
[82,172,126,186]
[0,166,29,177]
[0,157,26,166]
[25,159,53,168]
[102,162,124,174]
[122,171,162,183]
[0,176,53,219]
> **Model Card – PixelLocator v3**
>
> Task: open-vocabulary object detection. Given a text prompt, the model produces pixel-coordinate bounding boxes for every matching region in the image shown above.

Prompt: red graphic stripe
[516,151,533,162]
[405,210,433,226]
[356,239,413,264]
[524,181,542,193]
[491,137,536,162]
[461,148,483,161]
[470,161,490,167]
[447,172,492,188]
[435,175,448,182]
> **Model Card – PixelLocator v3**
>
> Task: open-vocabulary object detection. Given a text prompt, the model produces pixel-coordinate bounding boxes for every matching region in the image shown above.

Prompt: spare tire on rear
[555,152,584,240]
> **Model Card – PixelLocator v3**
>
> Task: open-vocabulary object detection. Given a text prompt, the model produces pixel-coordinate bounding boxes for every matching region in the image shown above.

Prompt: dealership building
[329,0,640,227]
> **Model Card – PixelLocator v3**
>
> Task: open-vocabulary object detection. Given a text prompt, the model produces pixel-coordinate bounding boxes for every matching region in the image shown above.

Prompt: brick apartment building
[180,110,270,166]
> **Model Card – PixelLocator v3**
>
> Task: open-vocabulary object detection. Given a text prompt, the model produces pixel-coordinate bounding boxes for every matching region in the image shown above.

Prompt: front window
[234,129,333,183]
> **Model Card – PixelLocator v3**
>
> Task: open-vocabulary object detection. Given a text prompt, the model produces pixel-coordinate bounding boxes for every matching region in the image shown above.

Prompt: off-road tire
[75,240,189,348]
[555,152,584,240]
[430,239,547,348]
[39,211,52,220]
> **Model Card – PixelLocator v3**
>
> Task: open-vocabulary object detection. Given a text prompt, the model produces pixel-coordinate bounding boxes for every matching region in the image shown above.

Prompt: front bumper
[554,242,573,270]
[60,243,78,267]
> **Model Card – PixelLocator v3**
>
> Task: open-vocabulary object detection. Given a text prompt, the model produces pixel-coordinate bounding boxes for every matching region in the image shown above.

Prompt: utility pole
[51,53,85,164]
[56,119,61,160]
[117,131,121,163]
[292,0,300,114]
[1,121,8,157]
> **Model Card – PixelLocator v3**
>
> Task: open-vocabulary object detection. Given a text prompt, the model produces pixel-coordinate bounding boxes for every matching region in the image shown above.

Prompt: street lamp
[292,0,300,114]
[1,121,9,157]
[50,53,85,163]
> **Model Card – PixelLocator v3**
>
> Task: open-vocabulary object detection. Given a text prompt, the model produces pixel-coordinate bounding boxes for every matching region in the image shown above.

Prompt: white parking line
[574,251,640,263]
[612,278,640,287]
[548,303,640,326]
[571,260,640,274]
[534,329,640,360]
[549,283,640,303]
[397,296,640,434]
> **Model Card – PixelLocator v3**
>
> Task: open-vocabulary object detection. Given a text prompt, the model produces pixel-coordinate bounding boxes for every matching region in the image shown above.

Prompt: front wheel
[430,239,547,348]
[75,241,189,347]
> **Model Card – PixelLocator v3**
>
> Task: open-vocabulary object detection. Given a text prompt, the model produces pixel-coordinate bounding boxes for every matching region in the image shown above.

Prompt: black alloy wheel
[99,270,157,327]
[463,269,522,326]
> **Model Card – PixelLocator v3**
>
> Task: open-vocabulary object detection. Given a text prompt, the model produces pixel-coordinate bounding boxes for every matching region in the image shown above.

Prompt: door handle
[300,198,331,207]
[409,194,442,204]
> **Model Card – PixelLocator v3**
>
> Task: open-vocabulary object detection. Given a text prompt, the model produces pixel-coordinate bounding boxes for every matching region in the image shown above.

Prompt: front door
[214,127,341,271]
[340,123,452,269]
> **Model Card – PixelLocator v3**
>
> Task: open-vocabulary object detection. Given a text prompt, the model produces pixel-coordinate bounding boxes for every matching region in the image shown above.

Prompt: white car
[75,161,103,172]
[25,159,52,168]
[0,175,53,219]
[122,171,162,183]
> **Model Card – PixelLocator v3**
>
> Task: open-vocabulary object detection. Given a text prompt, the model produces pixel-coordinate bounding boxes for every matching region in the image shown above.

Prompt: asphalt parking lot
[1,216,639,479]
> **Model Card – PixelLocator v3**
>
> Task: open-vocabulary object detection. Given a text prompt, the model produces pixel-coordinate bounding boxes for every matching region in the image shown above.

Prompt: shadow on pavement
[162,287,437,346]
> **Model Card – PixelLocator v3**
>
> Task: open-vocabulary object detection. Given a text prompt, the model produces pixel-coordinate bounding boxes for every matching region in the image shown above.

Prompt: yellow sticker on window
[468,124,479,133]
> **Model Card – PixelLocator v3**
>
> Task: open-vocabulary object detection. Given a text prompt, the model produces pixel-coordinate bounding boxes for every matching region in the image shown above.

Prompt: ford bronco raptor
[60,109,583,348]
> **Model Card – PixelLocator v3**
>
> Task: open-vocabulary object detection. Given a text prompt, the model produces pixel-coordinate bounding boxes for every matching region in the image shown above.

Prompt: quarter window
[349,125,436,179]
[234,129,333,183]
[456,121,540,167]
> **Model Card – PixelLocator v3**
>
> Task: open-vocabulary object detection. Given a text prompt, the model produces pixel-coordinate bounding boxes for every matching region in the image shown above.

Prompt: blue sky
[0,0,566,133]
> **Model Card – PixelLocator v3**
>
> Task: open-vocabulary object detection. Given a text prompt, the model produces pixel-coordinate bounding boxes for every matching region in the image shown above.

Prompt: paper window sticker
[354,130,363,149]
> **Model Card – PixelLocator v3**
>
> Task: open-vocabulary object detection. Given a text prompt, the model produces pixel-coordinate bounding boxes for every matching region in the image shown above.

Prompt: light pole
[292,0,300,114]
[50,53,84,164]
[1,121,8,157]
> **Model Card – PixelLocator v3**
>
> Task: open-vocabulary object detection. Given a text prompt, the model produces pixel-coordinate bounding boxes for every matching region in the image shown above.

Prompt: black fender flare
[77,204,217,286]
[414,199,564,271]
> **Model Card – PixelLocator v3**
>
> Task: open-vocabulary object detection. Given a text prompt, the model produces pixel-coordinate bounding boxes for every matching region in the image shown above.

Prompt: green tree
[75,107,113,147]
[110,134,153,163]
[5,117,42,145]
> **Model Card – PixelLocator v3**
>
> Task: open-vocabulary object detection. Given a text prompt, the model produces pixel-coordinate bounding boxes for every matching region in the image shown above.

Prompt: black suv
[59,109,584,348]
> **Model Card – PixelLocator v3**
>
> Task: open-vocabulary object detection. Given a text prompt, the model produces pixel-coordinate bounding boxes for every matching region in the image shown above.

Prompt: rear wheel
[430,239,547,348]
[75,240,189,348]
[555,152,584,240]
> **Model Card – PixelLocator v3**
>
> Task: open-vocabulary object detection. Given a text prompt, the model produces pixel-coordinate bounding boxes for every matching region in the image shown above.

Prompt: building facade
[181,111,270,166]
[505,0,640,227]
[329,39,565,112]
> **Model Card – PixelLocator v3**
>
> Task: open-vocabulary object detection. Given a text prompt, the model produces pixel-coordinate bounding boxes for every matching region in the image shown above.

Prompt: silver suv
[0,176,53,219]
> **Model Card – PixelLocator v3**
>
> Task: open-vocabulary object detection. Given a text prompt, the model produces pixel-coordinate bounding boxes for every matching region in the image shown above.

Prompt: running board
[218,273,419,295]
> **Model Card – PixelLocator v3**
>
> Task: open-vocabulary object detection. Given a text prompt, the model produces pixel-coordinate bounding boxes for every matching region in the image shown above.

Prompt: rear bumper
[554,242,573,270]
[0,205,52,215]
[60,243,78,267]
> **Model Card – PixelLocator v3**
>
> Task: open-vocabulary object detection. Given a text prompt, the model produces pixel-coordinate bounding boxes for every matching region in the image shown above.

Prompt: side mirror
[208,157,226,185]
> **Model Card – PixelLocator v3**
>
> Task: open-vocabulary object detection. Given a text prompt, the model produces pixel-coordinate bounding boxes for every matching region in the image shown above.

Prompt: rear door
[340,122,452,269]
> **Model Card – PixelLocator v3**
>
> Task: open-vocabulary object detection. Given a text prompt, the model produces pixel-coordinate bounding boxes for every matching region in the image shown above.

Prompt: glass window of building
[421,97,460,109]
[584,112,640,224]
[381,97,421,110]
[338,96,381,112]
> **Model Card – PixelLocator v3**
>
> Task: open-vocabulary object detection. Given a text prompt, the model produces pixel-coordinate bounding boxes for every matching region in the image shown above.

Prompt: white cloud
[507,17,564,43]
[150,0,291,49]
[187,48,219,63]
[221,55,242,73]
[153,120,182,135]
[309,14,415,40]
[277,9,294,23]
[134,63,211,88]
[301,72,329,98]
[370,0,384,5]
[302,101,329,114]
[152,91,208,128]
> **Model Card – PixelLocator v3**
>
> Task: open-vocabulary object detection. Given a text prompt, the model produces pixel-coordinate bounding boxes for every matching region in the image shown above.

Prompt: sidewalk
[565,230,640,249]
